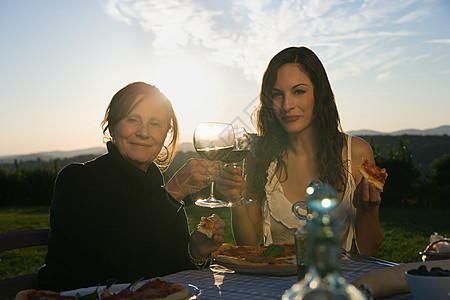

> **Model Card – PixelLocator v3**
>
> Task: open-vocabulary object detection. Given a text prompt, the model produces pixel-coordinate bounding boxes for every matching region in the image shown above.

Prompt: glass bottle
[293,212,310,281]
[292,180,323,281]
[283,184,367,300]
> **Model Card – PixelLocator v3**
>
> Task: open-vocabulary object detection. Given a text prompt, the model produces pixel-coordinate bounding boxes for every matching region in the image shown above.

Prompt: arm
[50,164,141,279]
[51,163,189,277]
[189,214,226,259]
[351,136,384,256]
[216,152,264,246]
[231,201,263,246]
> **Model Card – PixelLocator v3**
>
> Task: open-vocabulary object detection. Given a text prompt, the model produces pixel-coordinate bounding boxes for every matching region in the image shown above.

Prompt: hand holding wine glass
[164,158,221,202]
[193,122,235,208]
[220,127,255,206]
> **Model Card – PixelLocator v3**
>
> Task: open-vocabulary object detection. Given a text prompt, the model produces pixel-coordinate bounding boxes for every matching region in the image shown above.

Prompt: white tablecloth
[161,259,414,299]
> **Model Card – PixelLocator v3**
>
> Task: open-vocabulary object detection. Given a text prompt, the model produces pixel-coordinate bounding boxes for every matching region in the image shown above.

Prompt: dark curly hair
[252,46,347,194]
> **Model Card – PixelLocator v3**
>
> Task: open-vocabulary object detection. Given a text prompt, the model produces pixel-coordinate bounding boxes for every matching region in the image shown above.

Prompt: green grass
[1,206,449,282]
[0,206,50,280]
[377,207,450,262]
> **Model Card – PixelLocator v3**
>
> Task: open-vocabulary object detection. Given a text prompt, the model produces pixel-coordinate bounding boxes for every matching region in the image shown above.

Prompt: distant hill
[348,125,450,136]
[0,147,106,164]
[356,135,450,175]
[1,125,448,176]
[0,144,196,164]
[178,142,195,153]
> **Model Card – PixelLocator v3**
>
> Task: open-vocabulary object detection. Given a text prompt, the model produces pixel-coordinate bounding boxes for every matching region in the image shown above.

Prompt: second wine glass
[221,127,255,206]
[193,122,235,208]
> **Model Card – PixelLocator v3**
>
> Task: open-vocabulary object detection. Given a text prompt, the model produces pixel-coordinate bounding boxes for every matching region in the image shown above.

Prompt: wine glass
[193,122,235,208]
[221,127,255,206]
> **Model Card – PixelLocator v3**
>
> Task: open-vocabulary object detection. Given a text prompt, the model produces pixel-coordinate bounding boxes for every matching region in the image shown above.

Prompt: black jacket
[38,142,195,291]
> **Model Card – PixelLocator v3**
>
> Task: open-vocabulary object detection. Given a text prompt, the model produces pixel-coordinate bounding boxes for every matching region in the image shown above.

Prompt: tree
[424,154,450,207]
[0,162,58,206]
[373,137,422,207]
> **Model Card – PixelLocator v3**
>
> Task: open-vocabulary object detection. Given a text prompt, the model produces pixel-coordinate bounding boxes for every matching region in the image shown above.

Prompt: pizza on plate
[16,290,75,300]
[16,278,190,300]
[197,216,215,238]
[358,158,388,191]
[212,243,296,267]
[102,278,189,300]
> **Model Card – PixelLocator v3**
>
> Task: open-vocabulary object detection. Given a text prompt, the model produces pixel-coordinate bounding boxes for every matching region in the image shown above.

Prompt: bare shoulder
[350,136,374,163]
[348,136,374,182]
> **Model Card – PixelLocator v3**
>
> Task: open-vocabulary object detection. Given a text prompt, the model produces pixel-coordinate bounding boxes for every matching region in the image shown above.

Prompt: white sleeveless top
[262,135,356,251]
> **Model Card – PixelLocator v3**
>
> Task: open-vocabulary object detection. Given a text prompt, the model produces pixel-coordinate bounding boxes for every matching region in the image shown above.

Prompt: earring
[157,145,169,162]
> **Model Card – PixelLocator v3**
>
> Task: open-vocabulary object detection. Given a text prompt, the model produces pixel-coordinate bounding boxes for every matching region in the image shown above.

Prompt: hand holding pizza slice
[352,158,387,211]
[358,158,388,192]
[190,214,226,261]
[197,216,215,238]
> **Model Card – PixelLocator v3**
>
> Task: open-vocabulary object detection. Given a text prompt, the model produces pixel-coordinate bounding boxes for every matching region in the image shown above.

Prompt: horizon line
[1,125,449,158]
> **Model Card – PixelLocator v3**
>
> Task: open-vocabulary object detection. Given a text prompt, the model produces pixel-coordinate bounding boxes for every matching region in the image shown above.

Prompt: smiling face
[111,95,169,171]
[271,63,315,135]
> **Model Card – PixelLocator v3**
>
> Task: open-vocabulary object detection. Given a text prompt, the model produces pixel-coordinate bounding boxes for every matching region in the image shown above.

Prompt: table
[161,259,414,299]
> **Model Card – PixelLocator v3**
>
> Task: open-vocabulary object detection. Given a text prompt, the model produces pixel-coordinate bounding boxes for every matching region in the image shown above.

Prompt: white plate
[61,280,201,299]
[216,262,297,276]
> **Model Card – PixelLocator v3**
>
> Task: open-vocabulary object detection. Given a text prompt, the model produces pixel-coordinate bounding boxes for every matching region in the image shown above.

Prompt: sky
[1,0,449,156]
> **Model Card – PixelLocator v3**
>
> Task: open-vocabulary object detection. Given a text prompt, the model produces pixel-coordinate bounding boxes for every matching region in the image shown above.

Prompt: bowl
[405,272,450,300]
[420,239,450,262]
[420,251,450,261]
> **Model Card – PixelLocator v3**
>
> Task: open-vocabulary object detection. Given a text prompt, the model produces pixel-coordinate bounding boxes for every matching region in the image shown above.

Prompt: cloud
[427,39,450,45]
[100,0,437,81]
[393,9,429,24]
[432,54,449,63]
[102,0,133,25]
[376,72,390,81]
[414,53,431,61]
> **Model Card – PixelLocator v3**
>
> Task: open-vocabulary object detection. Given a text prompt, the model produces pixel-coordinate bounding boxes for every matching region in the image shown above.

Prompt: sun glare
[151,55,217,111]
[149,54,222,143]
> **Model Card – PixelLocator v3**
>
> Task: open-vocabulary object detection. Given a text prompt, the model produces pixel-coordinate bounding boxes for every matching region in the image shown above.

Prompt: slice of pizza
[101,278,189,300]
[212,243,296,267]
[16,279,190,300]
[15,289,76,300]
[197,216,215,238]
[358,158,388,191]
[134,278,189,300]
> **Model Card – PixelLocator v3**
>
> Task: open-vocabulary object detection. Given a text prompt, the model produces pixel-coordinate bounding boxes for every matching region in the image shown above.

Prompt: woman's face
[271,63,315,135]
[111,95,169,171]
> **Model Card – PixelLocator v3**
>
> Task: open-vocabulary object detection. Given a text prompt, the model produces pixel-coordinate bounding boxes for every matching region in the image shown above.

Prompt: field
[1,205,449,281]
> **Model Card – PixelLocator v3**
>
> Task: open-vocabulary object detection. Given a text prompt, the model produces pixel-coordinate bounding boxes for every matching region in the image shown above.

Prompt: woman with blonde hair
[39,82,225,291]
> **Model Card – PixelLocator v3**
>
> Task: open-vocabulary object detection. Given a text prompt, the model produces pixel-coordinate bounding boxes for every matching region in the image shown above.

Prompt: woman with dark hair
[217,47,383,256]
[38,82,225,291]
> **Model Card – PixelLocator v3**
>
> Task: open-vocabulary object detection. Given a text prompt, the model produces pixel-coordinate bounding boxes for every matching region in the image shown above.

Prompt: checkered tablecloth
[161,259,414,299]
